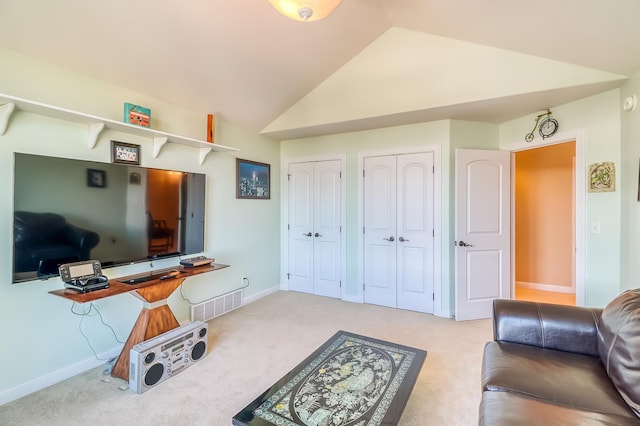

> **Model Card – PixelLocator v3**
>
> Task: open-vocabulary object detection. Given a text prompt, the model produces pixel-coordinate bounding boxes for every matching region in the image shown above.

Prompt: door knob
[383,236,395,242]
[457,240,473,247]
[398,237,409,242]
[314,233,322,237]
[303,232,312,237]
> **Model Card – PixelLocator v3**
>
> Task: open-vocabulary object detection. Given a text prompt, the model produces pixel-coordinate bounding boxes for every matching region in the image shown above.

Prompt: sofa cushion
[479,391,640,426]
[482,341,635,418]
[598,288,640,417]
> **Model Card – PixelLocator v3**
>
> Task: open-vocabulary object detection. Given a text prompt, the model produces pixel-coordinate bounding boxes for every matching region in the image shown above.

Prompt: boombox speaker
[129,321,208,393]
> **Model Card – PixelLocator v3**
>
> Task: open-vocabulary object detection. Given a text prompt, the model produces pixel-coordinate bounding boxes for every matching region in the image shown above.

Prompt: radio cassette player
[129,321,208,393]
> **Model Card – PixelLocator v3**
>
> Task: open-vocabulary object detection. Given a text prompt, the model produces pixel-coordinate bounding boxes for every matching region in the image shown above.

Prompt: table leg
[111,279,184,381]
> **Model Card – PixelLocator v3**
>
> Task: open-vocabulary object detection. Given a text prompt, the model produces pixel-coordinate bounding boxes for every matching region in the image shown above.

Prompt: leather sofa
[13,211,100,275]
[479,289,640,425]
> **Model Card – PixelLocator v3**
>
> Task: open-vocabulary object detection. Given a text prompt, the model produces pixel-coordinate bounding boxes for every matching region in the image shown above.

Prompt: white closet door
[396,152,434,313]
[363,152,435,313]
[288,162,314,294]
[313,160,341,298]
[288,160,342,298]
[363,155,397,307]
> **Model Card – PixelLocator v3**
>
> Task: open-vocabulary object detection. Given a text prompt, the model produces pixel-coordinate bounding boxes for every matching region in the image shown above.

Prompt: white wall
[0,49,281,403]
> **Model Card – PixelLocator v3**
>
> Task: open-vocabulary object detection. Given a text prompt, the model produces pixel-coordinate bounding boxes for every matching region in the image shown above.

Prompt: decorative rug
[232,330,427,426]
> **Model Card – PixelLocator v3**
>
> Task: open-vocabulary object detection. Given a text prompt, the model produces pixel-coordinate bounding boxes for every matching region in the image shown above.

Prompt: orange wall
[515,142,575,288]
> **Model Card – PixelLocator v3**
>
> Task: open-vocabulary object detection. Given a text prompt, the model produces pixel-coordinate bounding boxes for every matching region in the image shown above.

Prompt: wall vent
[190,289,243,322]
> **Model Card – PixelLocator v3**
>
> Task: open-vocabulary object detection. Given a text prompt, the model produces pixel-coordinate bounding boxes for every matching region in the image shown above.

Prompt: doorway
[513,141,576,306]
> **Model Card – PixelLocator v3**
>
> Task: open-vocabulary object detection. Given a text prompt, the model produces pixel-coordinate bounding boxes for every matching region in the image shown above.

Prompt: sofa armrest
[493,299,602,357]
[63,224,100,252]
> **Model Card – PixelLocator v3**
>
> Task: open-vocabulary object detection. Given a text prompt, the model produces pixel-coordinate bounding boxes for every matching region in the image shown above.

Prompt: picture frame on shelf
[124,102,151,127]
[111,140,141,165]
[236,158,270,199]
[87,169,106,188]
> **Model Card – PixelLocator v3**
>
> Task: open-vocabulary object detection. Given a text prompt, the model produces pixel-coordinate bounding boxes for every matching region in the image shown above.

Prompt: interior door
[454,149,511,320]
[287,160,341,298]
[363,153,435,313]
[396,152,434,313]
[288,162,314,294]
[312,160,341,298]
[363,155,397,307]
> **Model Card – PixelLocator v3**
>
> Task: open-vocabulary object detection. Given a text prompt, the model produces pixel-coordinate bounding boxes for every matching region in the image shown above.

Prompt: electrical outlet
[241,276,248,286]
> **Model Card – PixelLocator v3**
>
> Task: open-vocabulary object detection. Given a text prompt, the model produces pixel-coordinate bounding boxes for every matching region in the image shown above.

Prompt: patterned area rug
[233,330,427,426]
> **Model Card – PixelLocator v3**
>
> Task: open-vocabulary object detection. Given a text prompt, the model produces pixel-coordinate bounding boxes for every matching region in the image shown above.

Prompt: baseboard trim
[245,284,280,305]
[0,347,121,407]
[516,281,575,294]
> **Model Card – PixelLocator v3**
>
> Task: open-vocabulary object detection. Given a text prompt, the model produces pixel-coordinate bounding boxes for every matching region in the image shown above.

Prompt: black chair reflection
[147,212,174,252]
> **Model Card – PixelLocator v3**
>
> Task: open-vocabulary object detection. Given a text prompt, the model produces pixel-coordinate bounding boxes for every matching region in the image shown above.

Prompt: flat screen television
[12,153,206,283]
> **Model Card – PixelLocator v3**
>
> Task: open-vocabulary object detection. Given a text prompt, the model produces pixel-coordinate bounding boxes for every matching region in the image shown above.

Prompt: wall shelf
[0,93,238,164]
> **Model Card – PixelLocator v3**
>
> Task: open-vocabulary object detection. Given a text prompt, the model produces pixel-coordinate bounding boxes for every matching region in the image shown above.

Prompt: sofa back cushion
[14,211,67,246]
[598,288,640,417]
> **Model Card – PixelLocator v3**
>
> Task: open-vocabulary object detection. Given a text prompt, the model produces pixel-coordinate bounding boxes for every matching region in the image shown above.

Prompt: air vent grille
[190,289,243,322]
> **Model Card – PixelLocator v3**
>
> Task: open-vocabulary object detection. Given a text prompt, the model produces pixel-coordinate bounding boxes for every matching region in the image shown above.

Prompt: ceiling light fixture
[269,0,343,22]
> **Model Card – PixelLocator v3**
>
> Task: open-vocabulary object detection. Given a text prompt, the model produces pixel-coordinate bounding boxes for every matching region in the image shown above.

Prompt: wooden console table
[49,263,229,381]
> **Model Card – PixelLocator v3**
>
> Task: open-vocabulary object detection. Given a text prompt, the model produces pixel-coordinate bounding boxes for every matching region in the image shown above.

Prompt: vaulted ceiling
[0,0,638,139]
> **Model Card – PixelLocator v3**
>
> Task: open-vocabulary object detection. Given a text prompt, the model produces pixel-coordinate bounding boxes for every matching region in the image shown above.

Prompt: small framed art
[236,158,270,199]
[111,140,141,165]
[589,162,615,193]
[87,169,106,188]
[124,103,151,127]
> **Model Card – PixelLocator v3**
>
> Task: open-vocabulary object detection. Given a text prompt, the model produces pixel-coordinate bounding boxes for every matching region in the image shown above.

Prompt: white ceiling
[0,0,638,139]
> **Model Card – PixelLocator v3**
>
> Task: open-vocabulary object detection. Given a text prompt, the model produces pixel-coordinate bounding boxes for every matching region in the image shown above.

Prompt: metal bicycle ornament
[524,109,558,142]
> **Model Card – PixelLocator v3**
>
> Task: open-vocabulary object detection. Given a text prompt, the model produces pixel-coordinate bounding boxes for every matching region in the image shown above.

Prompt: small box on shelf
[124,103,151,127]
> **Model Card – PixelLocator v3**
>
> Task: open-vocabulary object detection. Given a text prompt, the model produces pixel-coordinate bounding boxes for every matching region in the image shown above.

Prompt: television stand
[49,263,229,382]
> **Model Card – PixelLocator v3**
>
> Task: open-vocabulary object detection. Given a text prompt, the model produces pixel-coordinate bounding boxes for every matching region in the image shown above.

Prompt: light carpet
[0,291,492,425]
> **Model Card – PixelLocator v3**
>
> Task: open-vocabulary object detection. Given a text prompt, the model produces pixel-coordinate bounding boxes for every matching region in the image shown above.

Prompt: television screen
[12,153,206,283]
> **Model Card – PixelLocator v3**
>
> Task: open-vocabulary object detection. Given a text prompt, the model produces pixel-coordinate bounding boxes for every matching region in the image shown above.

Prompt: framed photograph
[87,169,106,188]
[589,161,615,193]
[236,158,270,199]
[111,140,141,165]
[129,172,141,185]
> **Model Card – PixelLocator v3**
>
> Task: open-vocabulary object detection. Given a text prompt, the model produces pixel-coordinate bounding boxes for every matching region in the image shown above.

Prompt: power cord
[70,302,124,361]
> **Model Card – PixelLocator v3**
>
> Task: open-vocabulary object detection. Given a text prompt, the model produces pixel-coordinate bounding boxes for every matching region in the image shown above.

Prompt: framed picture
[87,169,106,188]
[589,162,615,193]
[129,172,141,185]
[236,158,270,199]
[111,140,141,165]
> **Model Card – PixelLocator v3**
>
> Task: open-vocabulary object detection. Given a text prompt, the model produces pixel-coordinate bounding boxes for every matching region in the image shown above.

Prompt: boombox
[129,321,208,393]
